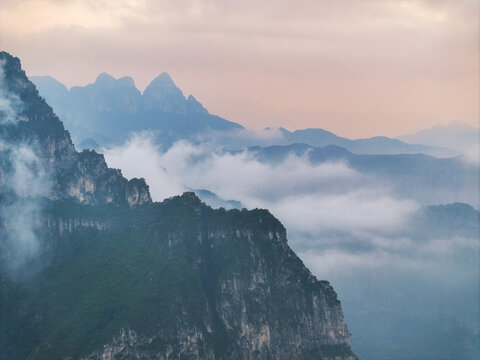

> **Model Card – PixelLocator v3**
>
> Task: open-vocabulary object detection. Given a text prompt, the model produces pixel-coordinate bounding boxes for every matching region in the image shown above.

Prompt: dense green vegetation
[1,193,350,359]
[0,50,357,360]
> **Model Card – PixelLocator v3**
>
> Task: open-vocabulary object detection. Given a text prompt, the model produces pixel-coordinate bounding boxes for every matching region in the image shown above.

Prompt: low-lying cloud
[0,61,51,274]
[103,132,480,351]
[103,132,477,279]
[103,133,436,259]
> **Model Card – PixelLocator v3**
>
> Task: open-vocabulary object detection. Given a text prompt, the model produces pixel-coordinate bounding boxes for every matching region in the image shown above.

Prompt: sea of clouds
[103,132,479,358]
[103,132,477,279]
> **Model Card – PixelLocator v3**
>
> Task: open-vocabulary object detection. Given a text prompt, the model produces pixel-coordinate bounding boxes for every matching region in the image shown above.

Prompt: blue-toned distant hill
[15,54,480,360]
[246,143,478,207]
[277,127,458,157]
[397,121,479,156]
[1,51,358,360]
[32,75,457,157]
[31,73,243,148]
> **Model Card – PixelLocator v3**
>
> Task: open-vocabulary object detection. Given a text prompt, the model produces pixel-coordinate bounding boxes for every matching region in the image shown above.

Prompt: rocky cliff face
[1,193,356,360]
[0,51,357,360]
[0,51,151,206]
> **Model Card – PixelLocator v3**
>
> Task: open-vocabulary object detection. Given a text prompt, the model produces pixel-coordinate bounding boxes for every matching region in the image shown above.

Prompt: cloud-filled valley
[0,49,478,360]
[103,133,418,238]
[102,132,479,359]
[0,0,478,354]
[103,133,478,277]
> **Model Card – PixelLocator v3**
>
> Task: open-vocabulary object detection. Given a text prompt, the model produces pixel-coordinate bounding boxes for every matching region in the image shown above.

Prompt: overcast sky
[0,0,478,137]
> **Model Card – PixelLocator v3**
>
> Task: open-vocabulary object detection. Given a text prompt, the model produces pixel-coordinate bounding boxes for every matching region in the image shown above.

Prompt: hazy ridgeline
[102,135,479,360]
[1,55,477,360]
[31,71,480,360]
[1,51,359,360]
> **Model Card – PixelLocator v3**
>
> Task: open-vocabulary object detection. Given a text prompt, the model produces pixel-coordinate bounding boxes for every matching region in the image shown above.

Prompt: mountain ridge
[397,121,479,155]
[31,72,243,147]
[245,142,478,207]
[0,52,151,207]
[1,51,357,360]
[31,75,457,157]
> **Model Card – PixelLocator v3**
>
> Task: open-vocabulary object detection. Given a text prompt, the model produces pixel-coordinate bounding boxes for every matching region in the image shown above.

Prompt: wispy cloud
[0,60,52,273]
[103,133,422,254]
[103,132,478,283]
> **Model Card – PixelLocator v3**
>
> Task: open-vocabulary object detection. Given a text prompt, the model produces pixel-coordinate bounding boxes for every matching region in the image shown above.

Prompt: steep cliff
[0,51,151,206]
[0,52,357,360]
[1,194,357,360]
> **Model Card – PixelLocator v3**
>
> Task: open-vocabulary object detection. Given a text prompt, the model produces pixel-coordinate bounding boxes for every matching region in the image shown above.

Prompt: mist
[103,132,479,358]
[0,61,51,274]
[103,133,478,273]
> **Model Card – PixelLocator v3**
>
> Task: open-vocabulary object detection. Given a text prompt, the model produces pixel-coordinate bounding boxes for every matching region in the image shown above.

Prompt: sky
[0,0,478,138]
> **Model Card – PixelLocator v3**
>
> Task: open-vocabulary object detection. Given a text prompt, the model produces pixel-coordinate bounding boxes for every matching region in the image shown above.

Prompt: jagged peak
[95,72,116,84]
[146,72,177,90]
[143,72,186,112]
[89,73,139,92]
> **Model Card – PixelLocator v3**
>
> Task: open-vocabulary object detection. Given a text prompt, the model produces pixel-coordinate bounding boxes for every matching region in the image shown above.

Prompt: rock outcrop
[0,51,151,206]
[0,52,357,360]
[2,193,357,360]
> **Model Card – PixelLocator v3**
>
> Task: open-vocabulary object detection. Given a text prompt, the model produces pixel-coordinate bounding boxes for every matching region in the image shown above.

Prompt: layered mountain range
[0,55,151,207]
[398,121,479,154]
[0,52,357,359]
[32,75,457,157]
[246,143,478,207]
[31,73,242,148]
[5,50,478,360]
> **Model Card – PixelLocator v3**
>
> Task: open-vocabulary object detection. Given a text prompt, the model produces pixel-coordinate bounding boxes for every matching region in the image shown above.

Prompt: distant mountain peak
[93,73,136,89]
[397,121,478,154]
[147,72,177,89]
[143,72,187,113]
[95,72,116,84]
